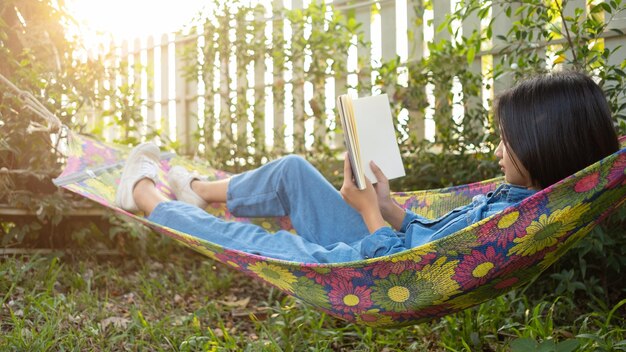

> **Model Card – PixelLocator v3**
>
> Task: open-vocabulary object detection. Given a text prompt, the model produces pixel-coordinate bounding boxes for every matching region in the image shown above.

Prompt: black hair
[496,70,620,189]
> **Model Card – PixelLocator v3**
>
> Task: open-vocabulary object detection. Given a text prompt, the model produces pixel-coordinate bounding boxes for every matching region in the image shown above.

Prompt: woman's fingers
[342,153,355,189]
[343,153,351,177]
[370,161,388,183]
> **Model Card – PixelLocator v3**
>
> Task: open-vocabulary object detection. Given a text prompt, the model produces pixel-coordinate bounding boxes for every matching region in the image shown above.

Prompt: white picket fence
[84,0,626,155]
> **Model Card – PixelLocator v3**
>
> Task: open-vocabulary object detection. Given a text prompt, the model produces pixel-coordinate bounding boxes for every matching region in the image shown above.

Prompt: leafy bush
[0,0,153,251]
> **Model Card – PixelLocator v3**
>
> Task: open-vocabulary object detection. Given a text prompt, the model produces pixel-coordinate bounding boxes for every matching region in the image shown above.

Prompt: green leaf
[576,333,603,343]
[537,340,557,352]
[610,28,624,35]
[511,338,539,352]
[555,339,580,352]
[436,19,448,34]
[467,45,476,65]
[591,2,612,13]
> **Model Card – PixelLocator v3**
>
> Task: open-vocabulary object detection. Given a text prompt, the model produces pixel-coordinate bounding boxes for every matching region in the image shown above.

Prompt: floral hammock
[51,132,626,327]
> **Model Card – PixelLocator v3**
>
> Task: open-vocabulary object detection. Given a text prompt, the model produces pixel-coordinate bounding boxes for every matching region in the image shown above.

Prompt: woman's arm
[369,161,406,231]
[339,155,386,233]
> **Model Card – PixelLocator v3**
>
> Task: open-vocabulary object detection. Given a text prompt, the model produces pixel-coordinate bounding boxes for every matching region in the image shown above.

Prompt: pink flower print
[574,172,601,193]
[453,246,505,290]
[607,153,626,188]
[497,252,541,277]
[478,194,544,249]
[368,252,437,279]
[328,280,373,314]
[277,216,293,231]
[301,266,364,286]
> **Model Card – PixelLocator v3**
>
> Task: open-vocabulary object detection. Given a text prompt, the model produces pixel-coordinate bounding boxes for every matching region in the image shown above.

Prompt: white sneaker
[115,142,160,212]
[167,165,209,209]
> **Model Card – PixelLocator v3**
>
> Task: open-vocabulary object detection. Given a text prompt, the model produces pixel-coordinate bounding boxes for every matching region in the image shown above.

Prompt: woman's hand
[340,155,386,233]
[370,161,406,231]
[369,161,392,212]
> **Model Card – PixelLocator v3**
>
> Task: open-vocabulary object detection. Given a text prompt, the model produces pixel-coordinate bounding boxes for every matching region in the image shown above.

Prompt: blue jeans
[148,155,371,263]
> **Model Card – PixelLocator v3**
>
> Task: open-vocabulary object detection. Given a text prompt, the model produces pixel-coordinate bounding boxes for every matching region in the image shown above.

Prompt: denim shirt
[359,183,537,259]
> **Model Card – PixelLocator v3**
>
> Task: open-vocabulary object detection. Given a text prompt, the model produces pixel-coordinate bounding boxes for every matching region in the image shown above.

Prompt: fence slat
[273,0,286,153]
[133,38,143,140]
[175,33,198,154]
[236,16,249,153]
[117,39,130,142]
[491,2,518,92]
[603,2,626,67]
[462,0,484,136]
[380,0,397,62]
[219,19,232,148]
[292,0,306,153]
[407,0,425,142]
[201,25,216,150]
[159,34,171,143]
[254,7,267,154]
[93,43,113,137]
[146,36,156,136]
[311,3,328,147]
[355,1,371,95]
[333,6,351,149]
[432,0,452,139]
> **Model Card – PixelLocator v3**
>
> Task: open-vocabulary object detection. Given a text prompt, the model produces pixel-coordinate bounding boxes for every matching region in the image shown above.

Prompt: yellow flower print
[508,204,590,257]
[419,208,439,220]
[248,262,297,293]
[497,210,519,229]
[415,257,461,304]
[390,243,436,263]
[207,204,227,218]
[84,178,116,201]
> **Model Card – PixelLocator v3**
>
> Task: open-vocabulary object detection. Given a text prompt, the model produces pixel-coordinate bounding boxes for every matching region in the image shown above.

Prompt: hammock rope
[3,74,626,327]
[0,73,64,134]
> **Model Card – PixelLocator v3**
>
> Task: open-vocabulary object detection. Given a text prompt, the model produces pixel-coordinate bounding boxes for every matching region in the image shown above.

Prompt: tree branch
[555,0,580,70]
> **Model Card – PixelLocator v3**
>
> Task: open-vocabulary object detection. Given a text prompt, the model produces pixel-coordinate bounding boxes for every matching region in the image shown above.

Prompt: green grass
[1,243,625,351]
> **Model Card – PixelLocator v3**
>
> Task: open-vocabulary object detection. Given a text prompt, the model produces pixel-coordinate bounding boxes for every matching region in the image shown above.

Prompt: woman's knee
[274,155,322,190]
[278,154,313,173]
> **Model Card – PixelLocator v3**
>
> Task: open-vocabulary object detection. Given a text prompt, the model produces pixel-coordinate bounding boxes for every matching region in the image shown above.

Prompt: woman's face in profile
[495,140,534,188]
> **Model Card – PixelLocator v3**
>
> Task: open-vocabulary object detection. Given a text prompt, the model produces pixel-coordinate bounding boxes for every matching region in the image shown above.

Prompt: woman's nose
[495,141,503,158]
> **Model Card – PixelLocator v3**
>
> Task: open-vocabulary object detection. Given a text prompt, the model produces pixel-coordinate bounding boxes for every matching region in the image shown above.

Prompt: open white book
[336,94,405,190]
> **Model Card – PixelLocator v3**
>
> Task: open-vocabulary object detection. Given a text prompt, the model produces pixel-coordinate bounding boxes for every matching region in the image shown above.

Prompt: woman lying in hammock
[115,70,619,263]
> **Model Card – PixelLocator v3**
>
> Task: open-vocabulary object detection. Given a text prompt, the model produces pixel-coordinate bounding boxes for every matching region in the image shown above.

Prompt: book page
[337,95,366,189]
[351,94,405,183]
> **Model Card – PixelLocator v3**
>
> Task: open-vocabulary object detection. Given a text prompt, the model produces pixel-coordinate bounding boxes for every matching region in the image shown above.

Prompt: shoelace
[138,156,159,179]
